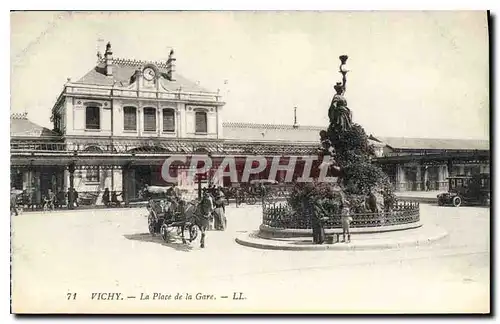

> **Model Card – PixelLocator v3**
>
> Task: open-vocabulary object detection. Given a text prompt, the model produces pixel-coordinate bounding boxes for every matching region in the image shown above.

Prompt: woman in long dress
[328,82,352,132]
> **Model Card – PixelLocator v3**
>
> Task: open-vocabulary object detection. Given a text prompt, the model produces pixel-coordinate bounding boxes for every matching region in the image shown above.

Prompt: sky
[10,11,489,140]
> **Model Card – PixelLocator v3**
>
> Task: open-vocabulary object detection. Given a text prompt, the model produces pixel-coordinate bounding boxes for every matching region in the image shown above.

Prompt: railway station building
[10,42,490,206]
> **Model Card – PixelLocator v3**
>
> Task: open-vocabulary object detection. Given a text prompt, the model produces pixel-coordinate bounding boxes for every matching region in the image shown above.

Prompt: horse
[181,194,214,248]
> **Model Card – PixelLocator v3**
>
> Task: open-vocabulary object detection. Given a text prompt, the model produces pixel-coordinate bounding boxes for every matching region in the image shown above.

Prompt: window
[86,168,100,183]
[143,107,156,132]
[195,111,207,133]
[124,106,137,131]
[163,109,175,132]
[85,106,100,130]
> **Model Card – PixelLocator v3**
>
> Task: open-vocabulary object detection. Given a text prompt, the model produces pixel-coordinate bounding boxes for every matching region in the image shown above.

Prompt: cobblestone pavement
[11,204,490,313]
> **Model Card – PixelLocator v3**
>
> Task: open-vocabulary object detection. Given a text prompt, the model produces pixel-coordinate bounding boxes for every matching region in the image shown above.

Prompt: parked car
[437,174,490,207]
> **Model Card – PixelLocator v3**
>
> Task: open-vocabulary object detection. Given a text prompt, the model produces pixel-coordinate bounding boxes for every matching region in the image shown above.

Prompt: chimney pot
[105,41,113,76]
[167,48,176,81]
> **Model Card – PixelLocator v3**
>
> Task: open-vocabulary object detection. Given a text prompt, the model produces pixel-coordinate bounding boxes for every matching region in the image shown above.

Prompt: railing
[11,139,319,156]
[373,151,490,163]
[15,190,124,210]
[262,200,420,229]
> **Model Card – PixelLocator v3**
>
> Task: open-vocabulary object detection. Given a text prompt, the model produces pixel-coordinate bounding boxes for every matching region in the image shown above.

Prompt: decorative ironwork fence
[11,139,318,156]
[262,200,420,229]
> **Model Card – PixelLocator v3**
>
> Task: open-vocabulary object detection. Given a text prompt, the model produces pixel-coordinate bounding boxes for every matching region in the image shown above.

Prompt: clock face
[143,67,156,81]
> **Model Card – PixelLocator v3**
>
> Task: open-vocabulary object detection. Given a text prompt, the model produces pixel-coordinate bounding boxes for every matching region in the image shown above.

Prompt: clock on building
[143,67,156,81]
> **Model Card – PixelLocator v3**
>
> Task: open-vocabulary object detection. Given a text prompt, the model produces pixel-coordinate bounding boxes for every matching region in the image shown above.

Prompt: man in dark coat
[306,197,328,244]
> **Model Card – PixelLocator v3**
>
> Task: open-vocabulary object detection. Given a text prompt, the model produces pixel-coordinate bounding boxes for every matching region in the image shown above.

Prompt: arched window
[143,107,156,132]
[163,108,175,132]
[195,111,207,133]
[124,106,137,131]
[85,106,100,130]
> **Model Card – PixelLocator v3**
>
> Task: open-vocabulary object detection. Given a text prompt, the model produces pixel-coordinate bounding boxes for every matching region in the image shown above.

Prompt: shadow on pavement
[124,233,194,252]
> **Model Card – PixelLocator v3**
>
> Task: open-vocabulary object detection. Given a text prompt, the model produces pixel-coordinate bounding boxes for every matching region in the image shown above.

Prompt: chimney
[166,49,176,81]
[105,42,113,76]
[293,106,298,128]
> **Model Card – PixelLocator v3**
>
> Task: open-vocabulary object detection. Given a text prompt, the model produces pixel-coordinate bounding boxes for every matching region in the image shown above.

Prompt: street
[11,203,490,313]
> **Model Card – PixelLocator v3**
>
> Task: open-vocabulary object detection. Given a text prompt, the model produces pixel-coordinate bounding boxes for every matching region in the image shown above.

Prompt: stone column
[122,165,130,205]
[396,164,406,191]
[113,167,123,192]
[447,159,453,177]
[423,166,429,190]
[438,165,444,190]
[416,165,422,191]
[22,169,30,190]
[68,163,75,209]
[441,164,450,191]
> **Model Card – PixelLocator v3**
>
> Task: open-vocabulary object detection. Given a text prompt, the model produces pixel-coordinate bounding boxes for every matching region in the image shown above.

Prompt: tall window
[85,106,100,130]
[163,109,175,132]
[86,168,100,183]
[195,111,207,133]
[143,107,156,132]
[123,106,137,131]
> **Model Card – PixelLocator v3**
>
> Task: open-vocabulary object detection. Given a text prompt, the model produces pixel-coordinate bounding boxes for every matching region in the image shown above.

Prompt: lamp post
[338,55,349,94]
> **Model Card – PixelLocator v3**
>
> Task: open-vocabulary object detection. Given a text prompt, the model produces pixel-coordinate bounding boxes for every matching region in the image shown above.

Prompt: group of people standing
[310,193,352,245]
[102,188,122,207]
[10,187,81,215]
[203,185,227,231]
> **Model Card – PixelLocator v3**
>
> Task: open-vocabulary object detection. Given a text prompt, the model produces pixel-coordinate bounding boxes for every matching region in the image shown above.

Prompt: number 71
[67,293,77,300]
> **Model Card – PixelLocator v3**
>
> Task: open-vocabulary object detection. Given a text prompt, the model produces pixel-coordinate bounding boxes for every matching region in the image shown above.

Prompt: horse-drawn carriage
[144,185,226,248]
[147,197,199,244]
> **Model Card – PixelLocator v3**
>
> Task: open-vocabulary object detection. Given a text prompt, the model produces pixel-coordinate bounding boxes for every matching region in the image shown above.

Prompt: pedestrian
[48,189,56,211]
[73,189,79,207]
[213,187,226,230]
[111,191,121,206]
[308,197,327,245]
[235,187,242,207]
[425,179,431,191]
[102,188,110,207]
[10,187,19,216]
[341,199,353,243]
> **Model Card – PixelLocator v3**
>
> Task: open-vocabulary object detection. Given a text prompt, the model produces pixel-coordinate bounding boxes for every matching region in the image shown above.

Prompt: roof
[75,58,211,93]
[10,113,59,138]
[223,122,490,151]
[376,136,489,151]
[223,122,385,147]
[222,122,324,143]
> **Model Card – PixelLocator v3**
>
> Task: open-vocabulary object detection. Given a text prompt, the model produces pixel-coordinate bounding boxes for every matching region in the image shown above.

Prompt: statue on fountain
[327,55,352,134]
[328,82,352,133]
[286,55,396,245]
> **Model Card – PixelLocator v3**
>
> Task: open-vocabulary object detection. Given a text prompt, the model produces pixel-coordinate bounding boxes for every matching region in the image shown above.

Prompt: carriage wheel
[247,196,257,205]
[187,224,199,242]
[148,216,156,236]
[452,196,462,207]
[160,224,170,242]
